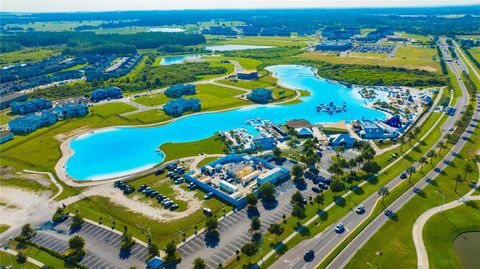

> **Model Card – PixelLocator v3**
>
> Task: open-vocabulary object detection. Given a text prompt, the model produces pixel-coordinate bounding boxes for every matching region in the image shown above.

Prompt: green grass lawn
[160,135,227,161]
[424,205,480,269]
[197,59,235,79]
[196,84,250,111]
[205,56,263,71]
[468,47,480,63]
[196,156,221,168]
[0,109,17,126]
[125,109,172,124]
[0,224,10,234]
[399,32,433,43]
[133,94,171,107]
[10,242,67,269]
[0,47,60,67]
[90,102,138,117]
[0,252,40,269]
[210,35,309,47]
[299,46,440,73]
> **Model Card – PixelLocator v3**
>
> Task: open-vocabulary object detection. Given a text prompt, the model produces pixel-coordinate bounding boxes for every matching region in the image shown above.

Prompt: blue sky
[2,0,478,12]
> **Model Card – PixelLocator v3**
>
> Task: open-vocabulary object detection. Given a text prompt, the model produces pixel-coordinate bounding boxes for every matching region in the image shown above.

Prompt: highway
[324,39,478,269]
[268,39,473,269]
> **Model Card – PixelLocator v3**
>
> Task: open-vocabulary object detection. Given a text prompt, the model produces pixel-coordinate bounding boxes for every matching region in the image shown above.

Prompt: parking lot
[32,217,148,269]
[178,173,319,269]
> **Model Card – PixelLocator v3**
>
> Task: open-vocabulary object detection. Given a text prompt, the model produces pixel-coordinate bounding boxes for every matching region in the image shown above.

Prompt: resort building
[0,132,14,144]
[237,71,259,80]
[322,29,354,40]
[165,84,196,98]
[248,88,272,104]
[355,120,399,140]
[296,127,314,138]
[185,154,290,207]
[8,111,57,134]
[315,41,353,52]
[0,92,28,109]
[329,133,356,148]
[53,104,89,119]
[163,97,201,116]
[90,87,123,102]
[10,98,52,115]
[220,119,290,153]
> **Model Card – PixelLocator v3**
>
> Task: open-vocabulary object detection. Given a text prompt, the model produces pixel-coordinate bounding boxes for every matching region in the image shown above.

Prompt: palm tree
[406,166,416,183]
[407,132,415,145]
[399,137,406,152]
[454,174,464,193]
[438,141,446,154]
[464,163,473,180]
[445,134,452,144]
[378,186,390,208]
[355,155,364,172]
[419,157,427,173]
[426,150,435,164]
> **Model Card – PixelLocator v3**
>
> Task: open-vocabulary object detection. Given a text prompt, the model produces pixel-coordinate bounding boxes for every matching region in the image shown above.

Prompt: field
[424,205,480,269]
[468,47,480,63]
[299,46,440,73]
[8,20,105,32]
[399,32,433,43]
[207,35,310,47]
[0,47,60,66]
[0,252,40,269]
[0,109,17,125]
[159,135,227,161]
[91,102,138,117]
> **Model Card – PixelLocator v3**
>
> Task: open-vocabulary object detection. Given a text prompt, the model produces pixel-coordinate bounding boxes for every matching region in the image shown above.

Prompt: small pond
[453,231,480,269]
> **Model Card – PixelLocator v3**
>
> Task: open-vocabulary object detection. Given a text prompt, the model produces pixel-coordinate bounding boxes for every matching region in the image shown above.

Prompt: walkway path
[413,164,480,269]
[0,248,45,267]
[23,169,64,201]
[388,45,399,59]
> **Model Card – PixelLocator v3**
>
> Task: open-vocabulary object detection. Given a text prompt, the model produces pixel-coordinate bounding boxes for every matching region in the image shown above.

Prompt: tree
[464,163,473,180]
[258,182,276,200]
[250,217,261,235]
[348,159,357,171]
[419,157,427,172]
[193,258,206,269]
[355,155,364,171]
[290,191,304,207]
[378,186,390,208]
[205,217,219,235]
[16,252,27,266]
[291,204,306,223]
[52,207,67,223]
[292,164,304,181]
[406,166,416,183]
[68,235,85,251]
[314,193,325,211]
[20,224,35,241]
[438,141,446,154]
[399,137,406,152]
[147,242,159,259]
[334,146,345,158]
[426,150,435,164]
[70,212,84,230]
[241,242,259,264]
[273,147,282,158]
[267,224,284,243]
[328,163,344,177]
[454,174,465,194]
[246,193,258,208]
[330,179,345,192]
[165,241,177,260]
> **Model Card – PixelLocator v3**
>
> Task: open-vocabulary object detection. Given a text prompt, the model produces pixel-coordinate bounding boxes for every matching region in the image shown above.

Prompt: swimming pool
[66,65,386,180]
[160,55,203,65]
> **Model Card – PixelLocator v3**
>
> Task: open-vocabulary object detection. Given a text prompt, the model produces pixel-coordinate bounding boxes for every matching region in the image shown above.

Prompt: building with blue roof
[163,97,201,116]
[315,41,353,51]
[237,70,259,80]
[10,98,52,115]
[0,132,14,144]
[329,133,356,148]
[165,84,196,98]
[90,87,123,102]
[296,127,314,138]
[384,115,402,128]
[248,88,272,104]
[54,104,89,119]
[8,111,57,134]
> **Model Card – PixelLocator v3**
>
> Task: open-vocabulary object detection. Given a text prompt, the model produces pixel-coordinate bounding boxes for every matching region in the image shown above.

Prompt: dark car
[400,173,407,179]
[312,186,321,193]
[304,249,314,261]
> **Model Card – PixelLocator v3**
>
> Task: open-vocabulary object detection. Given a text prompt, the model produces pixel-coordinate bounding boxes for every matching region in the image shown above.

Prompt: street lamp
[435,190,445,213]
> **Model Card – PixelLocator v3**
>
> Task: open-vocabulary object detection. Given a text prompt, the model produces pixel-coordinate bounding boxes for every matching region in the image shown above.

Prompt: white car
[356,205,365,214]
[335,223,345,233]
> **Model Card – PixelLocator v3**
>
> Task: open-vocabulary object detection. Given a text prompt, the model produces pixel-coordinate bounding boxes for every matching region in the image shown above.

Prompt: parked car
[400,173,407,179]
[203,207,213,216]
[170,204,179,210]
[204,192,213,200]
[175,178,184,184]
[312,186,321,193]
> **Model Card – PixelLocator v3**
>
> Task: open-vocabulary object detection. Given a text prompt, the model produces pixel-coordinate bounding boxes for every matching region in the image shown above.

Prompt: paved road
[324,38,478,269]
[268,39,471,269]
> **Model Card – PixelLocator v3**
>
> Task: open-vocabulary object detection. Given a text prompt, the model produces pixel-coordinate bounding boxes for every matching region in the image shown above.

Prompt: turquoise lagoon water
[205,44,275,52]
[148,27,185,33]
[160,55,203,65]
[67,65,385,180]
